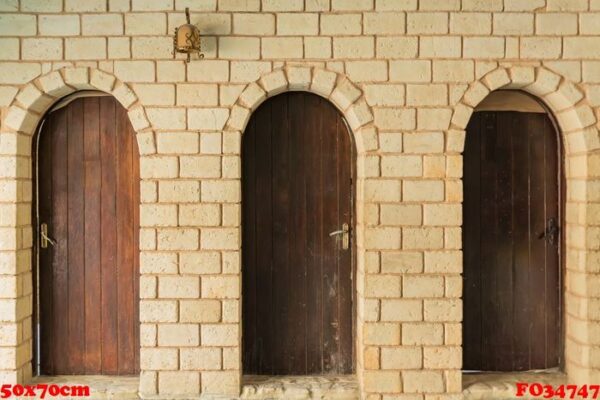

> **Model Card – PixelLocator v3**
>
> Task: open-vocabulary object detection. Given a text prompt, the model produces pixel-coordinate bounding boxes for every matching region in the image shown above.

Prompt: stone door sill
[241,375,358,399]
[29,375,139,399]
[463,369,566,400]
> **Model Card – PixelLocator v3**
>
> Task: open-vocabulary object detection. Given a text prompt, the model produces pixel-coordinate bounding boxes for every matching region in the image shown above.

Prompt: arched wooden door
[242,92,355,375]
[36,95,140,375]
[463,108,561,371]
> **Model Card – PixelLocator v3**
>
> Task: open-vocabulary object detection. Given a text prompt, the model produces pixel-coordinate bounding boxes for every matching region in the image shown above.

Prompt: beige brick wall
[0,1,600,399]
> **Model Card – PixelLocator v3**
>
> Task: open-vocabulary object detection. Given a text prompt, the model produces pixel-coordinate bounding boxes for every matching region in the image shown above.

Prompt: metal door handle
[40,223,56,248]
[329,223,349,250]
[539,217,559,246]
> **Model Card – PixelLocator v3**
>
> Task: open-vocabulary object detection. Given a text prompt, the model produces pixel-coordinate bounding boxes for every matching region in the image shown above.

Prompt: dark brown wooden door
[242,92,354,375]
[463,110,561,372]
[37,96,140,375]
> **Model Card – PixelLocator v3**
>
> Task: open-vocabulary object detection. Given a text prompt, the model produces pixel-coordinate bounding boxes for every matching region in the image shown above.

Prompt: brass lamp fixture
[173,8,203,62]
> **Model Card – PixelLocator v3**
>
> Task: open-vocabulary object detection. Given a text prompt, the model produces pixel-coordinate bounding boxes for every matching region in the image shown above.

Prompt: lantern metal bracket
[173,7,204,63]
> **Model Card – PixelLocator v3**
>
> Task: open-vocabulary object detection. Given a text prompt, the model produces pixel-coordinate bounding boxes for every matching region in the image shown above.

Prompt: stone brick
[463,37,505,58]
[450,12,491,34]
[417,108,452,130]
[180,251,221,274]
[377,37,418,59]
[390,60,431,83]
[364,84,405,106]
[423,346,461,369]
[380,204,422,226]
[125,13,166,35]
[158,371,200,396]
[364,323,400,345]
[333,37,375,59]
[381,252,423,274]
[424,299,462,322]
[201,371,239,396]
[305,37,332,58]
[159,275,199,298]
[364,371,402,393]
[462,0,502,10]
[157,228,199,250]
[201,324,238,346]
[365,274,401,297]
[381,347,422,369]
[346,61,388,83]
[403,275,444,298]
[374,108,416,130]
[141,348,178,370]
[365,227,401,250]
[220,37,260,60]
[403,370,444,393]
[278,13,318,35]
[376,0,417,10]
[407,12,448,34]
[188,109,230,131]
[65,38,106,60]
[365,180,402,202]
[180,299,221,322]
[140,205,177,227]
[181,348,221,370]
[115,61,155,83]
[536,13,578,35]
[564,38,600,59]
[262,37,303,59]
[22,38,62,61]
[402,323,444,345]
[82,14,123,35]
[521,37,562,59]
[185,61,227,83]
[201,181,240,203]
[159,181,200,203]
[493,13,533,35]
[433,60,474,82]
[201,228,239,250]
[381,299,423,322]
[423,204,461,226]
[381,155,422,177]
[233,13,275,36]
[419,36,462,58]
[202,276,239,299]
[407,84,447,106]
[158,324,199,346]
[140,252,177,274]
[140,300,177,322]
[140,157,178,179]
[132,37,173,59]
[0,15,36,36]
[364,12,406,34]
[39,15,80,36]
[547,0,587,10]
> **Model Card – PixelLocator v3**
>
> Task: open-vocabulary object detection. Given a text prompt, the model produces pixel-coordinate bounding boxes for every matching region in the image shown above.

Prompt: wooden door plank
[463,112,483,370]
[305,94,324,374]
[493,112,514,371]
[512,112,533,371]
[543,115,560,368]
[321,100,340,374]
[337,112,354,374]
[241,109,258,373]
[83,98,103,373]
[528,113,551,368]
[288,93,308,374]
[116,101,136,374]
[66,99,86,373]
[100,97,119,374]
[479,111,499,371]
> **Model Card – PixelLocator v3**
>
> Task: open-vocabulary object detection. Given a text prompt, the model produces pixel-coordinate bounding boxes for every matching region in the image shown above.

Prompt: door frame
[240,92,359,375]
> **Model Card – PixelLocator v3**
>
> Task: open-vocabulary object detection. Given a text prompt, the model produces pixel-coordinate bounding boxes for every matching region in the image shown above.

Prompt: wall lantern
[173,8,203,62]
